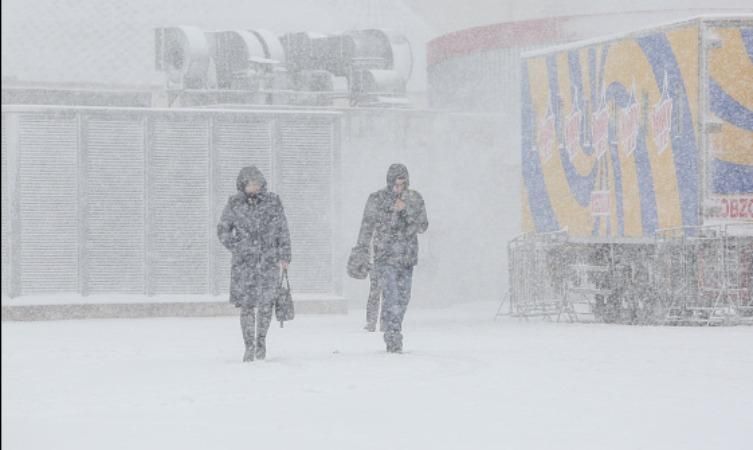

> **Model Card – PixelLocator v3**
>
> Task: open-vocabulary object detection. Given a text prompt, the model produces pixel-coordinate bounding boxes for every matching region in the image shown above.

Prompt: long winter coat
[217,166,292,307]
[356,164,428,268]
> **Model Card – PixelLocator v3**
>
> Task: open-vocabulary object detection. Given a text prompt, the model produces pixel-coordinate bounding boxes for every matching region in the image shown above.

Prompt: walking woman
[217,166,291,362]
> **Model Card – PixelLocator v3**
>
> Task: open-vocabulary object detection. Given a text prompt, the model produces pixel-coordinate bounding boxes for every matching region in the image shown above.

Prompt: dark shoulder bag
[275,269,295,327]
[347,245,370,279]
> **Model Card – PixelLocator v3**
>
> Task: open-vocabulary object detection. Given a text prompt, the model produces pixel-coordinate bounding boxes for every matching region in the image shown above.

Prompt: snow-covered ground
[2,302,752,450]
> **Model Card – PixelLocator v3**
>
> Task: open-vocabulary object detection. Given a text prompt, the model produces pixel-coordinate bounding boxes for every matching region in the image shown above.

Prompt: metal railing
[502,223,752,325]
[655,223,753,325]
[504,230,569,320]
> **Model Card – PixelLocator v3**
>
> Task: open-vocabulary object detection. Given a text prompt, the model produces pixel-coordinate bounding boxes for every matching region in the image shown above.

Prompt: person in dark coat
[217,166,291,362]
[355,163,428,352]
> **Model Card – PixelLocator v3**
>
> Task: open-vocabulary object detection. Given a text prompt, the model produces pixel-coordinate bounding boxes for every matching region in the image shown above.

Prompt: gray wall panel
[18,114,79,293]
[85,118,146,293]
[148,118,210,295]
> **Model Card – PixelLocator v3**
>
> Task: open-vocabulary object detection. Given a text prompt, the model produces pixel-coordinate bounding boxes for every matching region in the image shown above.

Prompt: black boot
[243,345,255,362]
[240,308,256,362]
[384,331,403,353]
[255,336,266,360]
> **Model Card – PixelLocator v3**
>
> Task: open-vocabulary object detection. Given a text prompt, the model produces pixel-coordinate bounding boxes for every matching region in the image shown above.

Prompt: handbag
[275,269,295,327]
[347,245,370,279]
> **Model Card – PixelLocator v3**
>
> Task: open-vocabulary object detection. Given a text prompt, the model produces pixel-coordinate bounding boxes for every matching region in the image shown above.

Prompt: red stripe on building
[427,17,566,66]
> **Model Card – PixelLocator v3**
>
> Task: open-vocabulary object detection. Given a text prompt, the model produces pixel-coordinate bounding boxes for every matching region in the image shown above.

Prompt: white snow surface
[2,302,752,450]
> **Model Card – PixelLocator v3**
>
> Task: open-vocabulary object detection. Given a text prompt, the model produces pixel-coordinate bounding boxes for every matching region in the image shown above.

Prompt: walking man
[355,163,428,352]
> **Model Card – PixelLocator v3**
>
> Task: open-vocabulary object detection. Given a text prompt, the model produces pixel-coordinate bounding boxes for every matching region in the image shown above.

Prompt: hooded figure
[217,166,291,362]
[355,163,428,352]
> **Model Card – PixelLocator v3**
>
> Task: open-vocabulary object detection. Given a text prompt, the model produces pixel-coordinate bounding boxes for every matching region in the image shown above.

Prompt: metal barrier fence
[504,230,569,320]
[655,223,753,325]
[503,223,753,325]
[1,105,341,299]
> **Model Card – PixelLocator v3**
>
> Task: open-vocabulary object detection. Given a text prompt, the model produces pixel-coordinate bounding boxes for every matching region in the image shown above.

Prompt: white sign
[591,190,610,217]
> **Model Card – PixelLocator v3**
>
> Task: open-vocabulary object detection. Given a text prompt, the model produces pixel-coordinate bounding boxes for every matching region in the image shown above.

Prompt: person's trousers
[376,264,413,351]
[366,272,383,329]
[240,302,274,351]
[238,266,279,353]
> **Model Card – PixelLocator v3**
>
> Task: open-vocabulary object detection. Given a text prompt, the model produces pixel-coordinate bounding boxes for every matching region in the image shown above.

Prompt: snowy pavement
[2,302,752,450]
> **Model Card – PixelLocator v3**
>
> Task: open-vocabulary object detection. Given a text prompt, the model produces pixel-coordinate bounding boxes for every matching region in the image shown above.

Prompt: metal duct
[154,26,211,89]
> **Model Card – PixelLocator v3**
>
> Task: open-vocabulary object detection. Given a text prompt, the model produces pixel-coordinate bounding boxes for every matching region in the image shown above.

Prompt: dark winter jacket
[218,166,291,306]
[356,164,428,268]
